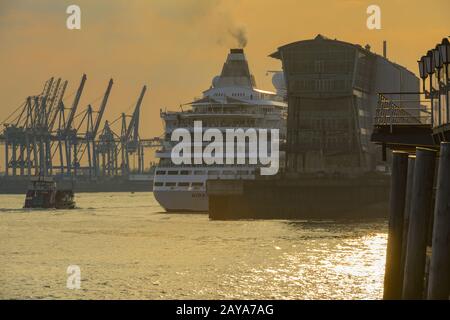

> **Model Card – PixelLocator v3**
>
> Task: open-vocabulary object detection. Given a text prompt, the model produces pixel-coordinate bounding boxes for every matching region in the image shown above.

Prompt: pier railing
[374,93,431,129]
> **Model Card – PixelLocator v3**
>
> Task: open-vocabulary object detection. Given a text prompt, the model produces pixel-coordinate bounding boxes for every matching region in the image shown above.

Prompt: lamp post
[417,38,450,128]
[418,56,430,124]
[424,50,435,126]
[438,38,450,123]
[438,38,449,82]
[434,45,443,125]
[418,56,428,93]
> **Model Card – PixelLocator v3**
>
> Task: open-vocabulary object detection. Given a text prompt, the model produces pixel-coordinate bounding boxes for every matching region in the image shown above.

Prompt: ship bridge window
[180,170,191,175]
[165,182,176,187]
[168,171,179,175]
[154,182,164,187]
[178,182,190,187]
[192,182,204,187]
[208,170,220,175]
[156,170,166,175]
[194,170,205,175]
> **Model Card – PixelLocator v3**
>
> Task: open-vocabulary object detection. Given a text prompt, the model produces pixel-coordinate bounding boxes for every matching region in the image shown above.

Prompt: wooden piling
[4,139,8,176]
[427,142,450,300]
[402,147,437,299]
[400,155,416,287]
[383,151,409,300]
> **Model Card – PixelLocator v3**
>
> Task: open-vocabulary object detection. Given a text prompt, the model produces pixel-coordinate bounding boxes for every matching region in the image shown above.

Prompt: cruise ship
[153,49,287,212]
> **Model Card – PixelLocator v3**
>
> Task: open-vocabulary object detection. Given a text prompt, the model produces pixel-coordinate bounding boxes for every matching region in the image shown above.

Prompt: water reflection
[0,193,387,300]
[220,220,387,299]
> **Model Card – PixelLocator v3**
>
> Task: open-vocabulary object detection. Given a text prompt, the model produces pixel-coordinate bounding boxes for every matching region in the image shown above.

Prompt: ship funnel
[215,48,256,88]
[230,48,244,54]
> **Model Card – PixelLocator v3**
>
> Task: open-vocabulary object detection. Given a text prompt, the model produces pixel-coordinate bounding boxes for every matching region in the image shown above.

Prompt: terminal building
[270,34,420,174]
[208,35,425,220]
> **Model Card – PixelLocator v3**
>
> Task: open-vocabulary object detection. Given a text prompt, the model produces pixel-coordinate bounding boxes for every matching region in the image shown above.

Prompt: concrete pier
[207,173,390,220]
[383,151,409,300]
[427,142,450,299]
[402,148,437,299]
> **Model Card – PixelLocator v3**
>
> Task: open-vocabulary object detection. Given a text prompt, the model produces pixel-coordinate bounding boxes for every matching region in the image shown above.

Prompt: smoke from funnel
[150,0,248,49]
[228,27,248,48]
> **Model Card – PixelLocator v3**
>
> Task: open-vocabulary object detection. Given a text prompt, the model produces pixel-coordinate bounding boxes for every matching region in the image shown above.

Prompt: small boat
[24,176,76,209]
[55,190,76,209]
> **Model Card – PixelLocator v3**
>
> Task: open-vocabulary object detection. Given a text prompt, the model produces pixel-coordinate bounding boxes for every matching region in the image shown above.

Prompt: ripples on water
[0,193,387,300]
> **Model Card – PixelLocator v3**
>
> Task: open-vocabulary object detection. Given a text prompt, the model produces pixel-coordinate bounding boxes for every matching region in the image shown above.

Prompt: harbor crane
[0,75,160,179]
[121,85,147,175]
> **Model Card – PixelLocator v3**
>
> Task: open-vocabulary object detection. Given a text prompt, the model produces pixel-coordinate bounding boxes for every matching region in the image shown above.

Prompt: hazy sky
[0,0,449,140]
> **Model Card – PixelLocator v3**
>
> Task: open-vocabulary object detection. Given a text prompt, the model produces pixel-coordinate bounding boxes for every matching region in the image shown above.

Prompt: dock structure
[373,37,450,300]
[0,75,160,182]
[208,35,420,220]
[208,173,390,220]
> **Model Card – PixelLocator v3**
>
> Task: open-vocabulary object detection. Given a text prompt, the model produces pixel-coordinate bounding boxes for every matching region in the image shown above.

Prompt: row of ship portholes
[213,92,249,98]
[154,181,205,188]
[155,169,256,176]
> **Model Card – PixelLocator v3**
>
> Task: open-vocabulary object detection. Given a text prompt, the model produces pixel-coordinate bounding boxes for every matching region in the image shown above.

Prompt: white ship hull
[154,189,208,212]
[152,166,257,212]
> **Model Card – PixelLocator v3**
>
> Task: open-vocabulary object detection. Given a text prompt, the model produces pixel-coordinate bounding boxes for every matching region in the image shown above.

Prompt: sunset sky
[0,0,449,142]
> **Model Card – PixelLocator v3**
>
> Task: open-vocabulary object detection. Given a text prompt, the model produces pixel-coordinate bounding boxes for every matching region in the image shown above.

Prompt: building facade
[270,34,419,174]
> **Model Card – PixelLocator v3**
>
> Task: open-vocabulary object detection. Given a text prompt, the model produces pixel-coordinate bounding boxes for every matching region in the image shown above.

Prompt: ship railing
[161,108,283,116]
[155,163,259,169]
[374,92,432,130]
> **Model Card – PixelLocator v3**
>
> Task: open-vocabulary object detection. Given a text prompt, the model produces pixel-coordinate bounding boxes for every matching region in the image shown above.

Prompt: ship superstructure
[154,49,287,211]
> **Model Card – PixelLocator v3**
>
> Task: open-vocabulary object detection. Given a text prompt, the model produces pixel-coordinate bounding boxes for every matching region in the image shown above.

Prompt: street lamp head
[434,45,443,69]
[439,37,450,64]
[418,56,428,79]
[425,50,434,75]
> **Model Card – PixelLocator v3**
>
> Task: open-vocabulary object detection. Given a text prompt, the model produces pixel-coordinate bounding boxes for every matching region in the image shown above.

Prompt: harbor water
[0,193,387,300]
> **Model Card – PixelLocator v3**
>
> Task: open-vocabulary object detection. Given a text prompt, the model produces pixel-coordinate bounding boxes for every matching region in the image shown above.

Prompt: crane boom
[48,80,68,131]
[93,79,113,138]
[126,85,147,140]
[45,78,61,119]
[42,77,54,96]
[65,74,87,131]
